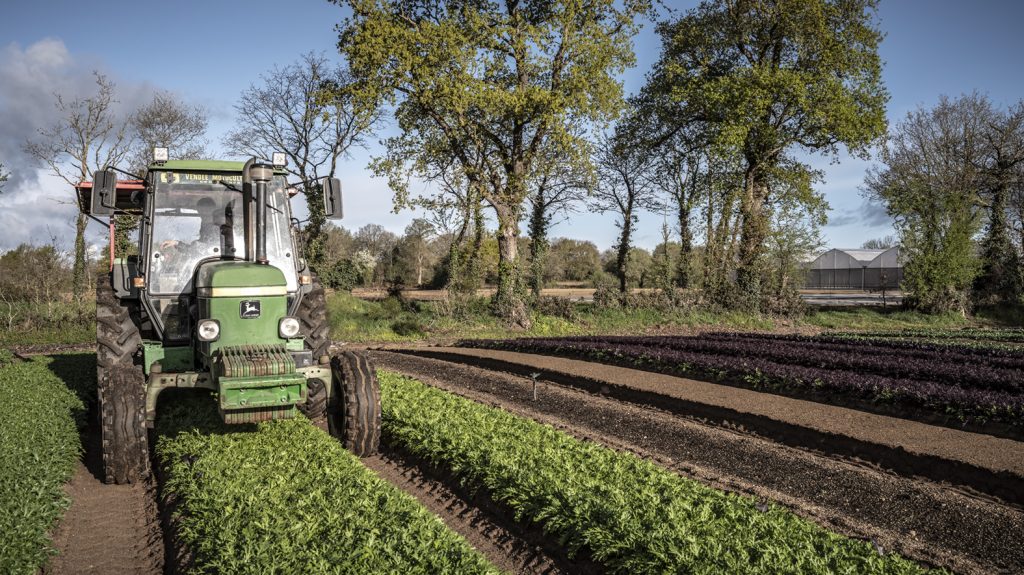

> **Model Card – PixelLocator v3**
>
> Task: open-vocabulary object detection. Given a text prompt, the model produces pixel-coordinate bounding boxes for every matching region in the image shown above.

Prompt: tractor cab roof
[148,160,289,175]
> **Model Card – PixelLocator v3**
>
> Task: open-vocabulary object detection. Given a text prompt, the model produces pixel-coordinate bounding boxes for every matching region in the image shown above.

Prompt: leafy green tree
[865,95,988,314]
[336,0,648,327]
[642,0,888,306]
[545,238,601,284]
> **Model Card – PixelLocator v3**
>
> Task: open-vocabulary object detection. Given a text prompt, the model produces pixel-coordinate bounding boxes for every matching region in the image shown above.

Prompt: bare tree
[526,143,594,297]
[223,52,378,272]
[861,235,897,250]
[0,162,8,193]
[23,72,134,297]
[128,91,208,174]
[591,130,661,293]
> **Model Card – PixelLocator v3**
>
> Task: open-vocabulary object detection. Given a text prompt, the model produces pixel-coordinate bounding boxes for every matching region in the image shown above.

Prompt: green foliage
[864,95,989,313]
[155,393,498,575]
[336,0,649,326]
[380,372,931,574]
[0,353,91,574]
[642,0,888,305]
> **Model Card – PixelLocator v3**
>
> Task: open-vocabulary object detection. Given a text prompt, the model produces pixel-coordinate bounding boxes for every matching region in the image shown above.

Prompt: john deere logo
[240,300,261,319]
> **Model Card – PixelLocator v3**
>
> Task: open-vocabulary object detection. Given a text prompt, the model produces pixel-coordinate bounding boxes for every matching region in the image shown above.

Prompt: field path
[373,349,1024,575]
[45,424,163,575]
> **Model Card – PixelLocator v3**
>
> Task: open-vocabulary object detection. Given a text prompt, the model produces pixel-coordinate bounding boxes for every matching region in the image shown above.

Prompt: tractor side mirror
[322,177,343,219]
[90,168,118,216]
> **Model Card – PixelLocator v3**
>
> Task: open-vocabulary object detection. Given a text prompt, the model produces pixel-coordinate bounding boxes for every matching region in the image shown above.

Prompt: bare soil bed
[44,417,163,575]
[373,350,1024,575]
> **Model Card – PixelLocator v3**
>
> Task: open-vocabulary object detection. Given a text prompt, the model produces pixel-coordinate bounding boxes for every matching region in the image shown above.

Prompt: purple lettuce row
[698,332,1024,367]
[527,334,1024,394]
[713,332,1024,361]
[460,338,1024,426]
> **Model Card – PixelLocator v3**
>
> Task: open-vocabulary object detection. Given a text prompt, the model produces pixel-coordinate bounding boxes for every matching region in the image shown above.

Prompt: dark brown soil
[394,347,1024,507]
[373,350,1024,575]
[44,420,164,575]
[364,445,599,575]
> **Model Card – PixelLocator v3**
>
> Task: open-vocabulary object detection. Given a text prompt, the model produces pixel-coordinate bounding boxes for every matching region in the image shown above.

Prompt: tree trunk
[72,211,89,299]
[976,176,1022,305]
[615,200,635,293]
[736,165,769,308]
[676,179,693,289]
[493,203,531,329]
[302,184,328,274]
[527,188,549,299]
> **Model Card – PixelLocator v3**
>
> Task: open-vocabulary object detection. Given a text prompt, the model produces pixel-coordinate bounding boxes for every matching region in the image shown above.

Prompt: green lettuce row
[155,394,499,575]
[379,371,936,575]
[0,353,89,574]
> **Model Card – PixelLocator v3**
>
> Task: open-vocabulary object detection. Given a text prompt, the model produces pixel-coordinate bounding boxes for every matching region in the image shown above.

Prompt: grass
[328,290,1007,342]
[0,352,93,574]
[0,299,95,346]
[801,307,972,331]
[379,371,935,574]
[154,391,500,575]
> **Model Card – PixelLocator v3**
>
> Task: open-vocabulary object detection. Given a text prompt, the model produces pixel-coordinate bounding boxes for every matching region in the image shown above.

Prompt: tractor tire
[328,351,381,457]
[299,377,328,422]
[98,366,150,484]
[297,275,330,360]
[96,274,150,484]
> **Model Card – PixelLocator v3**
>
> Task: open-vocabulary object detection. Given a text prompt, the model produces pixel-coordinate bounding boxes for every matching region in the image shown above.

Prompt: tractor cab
[80,151,379,485]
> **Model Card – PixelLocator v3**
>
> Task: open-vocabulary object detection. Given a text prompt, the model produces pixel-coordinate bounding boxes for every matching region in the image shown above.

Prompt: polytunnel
[804,247,902,289]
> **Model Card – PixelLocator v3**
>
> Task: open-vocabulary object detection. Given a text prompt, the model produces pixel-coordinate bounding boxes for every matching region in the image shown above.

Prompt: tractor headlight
[279,317,300,339]
[197,319,220,342]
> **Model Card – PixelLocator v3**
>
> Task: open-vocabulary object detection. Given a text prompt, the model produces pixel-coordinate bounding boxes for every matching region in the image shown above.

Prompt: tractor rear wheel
[328,351,381,457]
[96,274,150,484]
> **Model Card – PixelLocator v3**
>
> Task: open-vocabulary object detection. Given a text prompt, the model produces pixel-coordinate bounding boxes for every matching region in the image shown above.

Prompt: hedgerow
[379,370,935,574]
[0,352,88,574]
[155,392,498,575]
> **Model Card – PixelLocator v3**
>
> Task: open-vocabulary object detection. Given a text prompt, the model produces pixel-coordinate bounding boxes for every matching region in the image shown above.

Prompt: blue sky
[2,0,1023,253]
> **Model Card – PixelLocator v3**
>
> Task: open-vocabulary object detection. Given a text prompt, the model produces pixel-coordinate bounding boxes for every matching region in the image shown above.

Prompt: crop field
[6,330,1022,574]
[0,351,90,574]
[379,371,931,574]
[459,331,1024,431]
[154,391,498,575]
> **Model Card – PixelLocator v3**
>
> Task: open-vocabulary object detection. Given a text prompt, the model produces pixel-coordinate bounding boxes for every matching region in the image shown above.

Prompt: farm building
[804,247,903,290]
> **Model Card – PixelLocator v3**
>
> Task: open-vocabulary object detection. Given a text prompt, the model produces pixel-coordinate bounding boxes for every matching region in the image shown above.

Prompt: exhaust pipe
[246,161,274,265]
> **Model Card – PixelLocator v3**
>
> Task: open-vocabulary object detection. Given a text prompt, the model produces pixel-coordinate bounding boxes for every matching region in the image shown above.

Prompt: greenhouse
[804,247,903,290]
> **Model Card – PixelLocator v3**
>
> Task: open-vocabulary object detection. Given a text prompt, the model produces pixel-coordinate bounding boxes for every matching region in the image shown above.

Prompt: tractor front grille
[219,344,296,378]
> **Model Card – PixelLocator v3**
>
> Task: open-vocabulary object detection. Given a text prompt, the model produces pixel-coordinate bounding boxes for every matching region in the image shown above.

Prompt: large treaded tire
[96,274,150,484]
[298,377,328,422]
[297,276,330,360]
[328,351,381,457]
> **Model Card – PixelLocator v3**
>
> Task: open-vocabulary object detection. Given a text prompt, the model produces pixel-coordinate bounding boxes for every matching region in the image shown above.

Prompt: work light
[279,317,300,339]
[197,319,220,342]
[272,152,286,167]
[153,147,169,162]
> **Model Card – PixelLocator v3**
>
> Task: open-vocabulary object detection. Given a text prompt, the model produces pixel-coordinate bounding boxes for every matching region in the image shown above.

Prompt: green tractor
[80,153,380,484]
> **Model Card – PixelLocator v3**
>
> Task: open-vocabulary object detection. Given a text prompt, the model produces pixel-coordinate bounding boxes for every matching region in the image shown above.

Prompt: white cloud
[0,38,156,252]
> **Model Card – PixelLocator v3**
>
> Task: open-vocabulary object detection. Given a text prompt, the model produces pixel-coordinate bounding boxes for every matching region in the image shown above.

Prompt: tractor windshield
[148,174,297,295]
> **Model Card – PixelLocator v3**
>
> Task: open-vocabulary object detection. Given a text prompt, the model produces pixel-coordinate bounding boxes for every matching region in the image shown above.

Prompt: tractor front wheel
[327,351,381,457]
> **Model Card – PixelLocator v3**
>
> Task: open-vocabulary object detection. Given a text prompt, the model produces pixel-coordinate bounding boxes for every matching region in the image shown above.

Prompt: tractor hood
[195,261,287,297]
